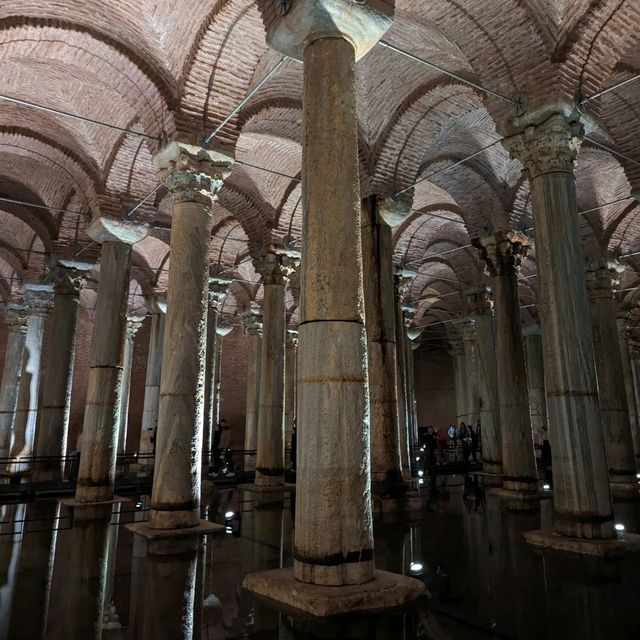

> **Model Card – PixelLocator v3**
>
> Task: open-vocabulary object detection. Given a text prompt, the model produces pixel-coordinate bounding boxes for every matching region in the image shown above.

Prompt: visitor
[425,426,437,466]
[290,421,297,471]
[540,425,552,485]
[218,419,234,477]
[469,423,479,462]
[436,428,448,465]
[459,422,470,463]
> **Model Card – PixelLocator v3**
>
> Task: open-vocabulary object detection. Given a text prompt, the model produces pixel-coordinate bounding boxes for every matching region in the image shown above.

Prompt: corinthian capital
[252,250,298,286]
[585,256,624,301]
[503,113,584,179]
[4,303,29,333]
[241,307,263,335]
[47,260,93,297]
[208,276,233,310]
[126,314,144,340]
[393,267,416,303]
[154,142,233,206]
[473,230,530,277]
[23,284,54,317]
[465,286,493,316]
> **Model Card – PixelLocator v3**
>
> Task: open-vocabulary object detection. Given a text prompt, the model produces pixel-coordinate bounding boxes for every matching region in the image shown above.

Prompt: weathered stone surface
[243,568,425,617]
[242,308,263,471]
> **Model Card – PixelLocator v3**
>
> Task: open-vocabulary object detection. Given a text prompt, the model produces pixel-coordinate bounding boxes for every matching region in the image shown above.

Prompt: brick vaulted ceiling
[0,0,639,337]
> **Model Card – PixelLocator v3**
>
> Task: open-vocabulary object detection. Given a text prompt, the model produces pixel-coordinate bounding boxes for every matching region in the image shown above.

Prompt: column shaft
[150,142,232,529]
[76,241,132,502]
[0,308,28,457]
[203,305,219,466]
[284,330,297,449]
[617,316,640,462]
[34,265,89,481]
[242,311,262,471]
[139,308,165,458]
[362,197,405,492]
[523,327,547,439]
[118,318,142,455]
[476,232,537,492]
[295,36,373,586]
[505,113,614,538]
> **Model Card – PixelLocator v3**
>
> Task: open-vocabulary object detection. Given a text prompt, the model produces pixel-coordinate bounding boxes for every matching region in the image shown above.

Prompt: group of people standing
[420,422,481,466]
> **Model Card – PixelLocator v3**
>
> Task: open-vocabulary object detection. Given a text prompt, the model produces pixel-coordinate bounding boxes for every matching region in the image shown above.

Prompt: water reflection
[1,482,639,639]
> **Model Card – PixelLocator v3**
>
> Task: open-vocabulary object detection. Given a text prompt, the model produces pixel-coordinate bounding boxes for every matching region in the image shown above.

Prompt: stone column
[148,142,232,531]
[245,0,423,609]
[449,335,467,426]
[118,314,144,454]
[241,308,262,471]
[630,344,640,461]
[585,264,638,490]
[505,111,614,540]
[212,323,233,435]
[284,329,297,448]
[404,309,421,450]
[139,297,166,460]
[461,320,480,426]
[466,288,501,475]
[362,197,407,495]
[75,217,148,504]
[522,324,548,440]
[33,261,92,481]
[9,284,54,465]
[617,313,640,463]
[203,277,231,466]
[0,304,28,457]
[393,271,414,481]
[252,249,295,487]
[474,231,538,494]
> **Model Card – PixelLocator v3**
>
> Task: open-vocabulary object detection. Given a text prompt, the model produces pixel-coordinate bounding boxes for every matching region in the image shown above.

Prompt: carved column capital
[448,333,465,357]
[503,113,584,179]
[126,315,144,340]
[241,307,263,336]
[465,286,494,316]
[286,329,298,348]
[208,276,233,310]
[473,230,530,277]
[616,311,633,339]
[47,261,93,297]
[23,284,54,317]
[146,295,167,315]
[4,303,29,333]
[154,142,233,207]
[252,251,297,286]
[394,268,416,303]
[585,257,624,301]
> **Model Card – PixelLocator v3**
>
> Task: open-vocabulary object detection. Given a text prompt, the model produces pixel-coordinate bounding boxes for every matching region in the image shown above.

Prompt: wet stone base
[525,529,640,558]
[475,471,504,487]
[243,568,427,617]
[238,482,296,493]
[372,492,425,516]
[487,487,552,510]
[126,518,224,549]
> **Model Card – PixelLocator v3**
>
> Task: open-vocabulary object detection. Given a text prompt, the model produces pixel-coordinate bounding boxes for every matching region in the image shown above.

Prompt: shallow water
[1,476,638,639]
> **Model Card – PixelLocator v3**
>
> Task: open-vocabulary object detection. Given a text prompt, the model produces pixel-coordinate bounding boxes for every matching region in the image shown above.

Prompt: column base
[243,568,426,617]
[487,487,552,510]
[525,529,640,558]
[610,482,640,500]
[60,495,130,509]
[475,471,504,487]
[372,492,424,516]
[238,482,296,494]
[59,497,129,522]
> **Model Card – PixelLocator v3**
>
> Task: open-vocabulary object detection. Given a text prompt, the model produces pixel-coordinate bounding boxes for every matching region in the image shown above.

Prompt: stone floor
[1,475,639,639]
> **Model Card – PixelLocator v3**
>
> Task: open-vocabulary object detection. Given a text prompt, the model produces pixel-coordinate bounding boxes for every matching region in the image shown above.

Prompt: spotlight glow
[415,456,420,461]
[224,511,235,520]
[409,562,423,574]
[615,523,625,531]
[543,484,550,490]
[418,478,424,485]
[418,470,424,477]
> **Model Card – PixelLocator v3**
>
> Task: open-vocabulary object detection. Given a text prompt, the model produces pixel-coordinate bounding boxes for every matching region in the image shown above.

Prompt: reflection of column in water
[136,539,198,640]
[0,504,22,639]
[503,508,545,640]
[480,494,506,630]
[128,507,148,639]
[101,502,121,631]
[542,552,635,639]
[613,498,640,534]
[253,496,285,633]
[375,520,409,574]
[47,503,112,640]
[8,501,59,640]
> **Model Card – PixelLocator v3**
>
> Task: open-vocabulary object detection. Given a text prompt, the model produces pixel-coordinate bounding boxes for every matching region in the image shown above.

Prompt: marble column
[630,344,640,461]
[241,308,262,471]
[253,250,295,487]
[33,261,92,481]
[149,142,232,530]
[394,271,415,481]
[362,197,407,494]
[466,288,502,475]
[9,284,54,466]
[475,231,538,493]
[617,313,640,463]
[0,304,28,458]
[448,334,468,426]
[585,264,638,490]
[461,320,480,426]
[203,277,231,467]
[522,324,548,441]
[212,323,233,437]
[75,217,148,504]
[139,296,166,460]
[505,111,614,539]
[118,314,144,454]
[285,329,297,449]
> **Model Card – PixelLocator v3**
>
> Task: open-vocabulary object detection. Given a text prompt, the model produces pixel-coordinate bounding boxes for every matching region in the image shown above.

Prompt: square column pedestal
[243,569,426,617]
[524,529,640,558]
